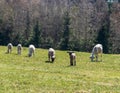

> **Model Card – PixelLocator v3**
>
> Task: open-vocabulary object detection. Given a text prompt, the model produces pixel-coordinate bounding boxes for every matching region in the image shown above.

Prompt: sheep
[48,48,55,62]
[17,44,22,55]
[28,44,35,57]
[90,44,103,62]
[7,43,13,53]
[67,51,76,66]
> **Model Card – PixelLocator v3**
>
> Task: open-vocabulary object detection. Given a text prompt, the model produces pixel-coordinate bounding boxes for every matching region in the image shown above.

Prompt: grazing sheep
[90,44,103,62]
[7,43,13,53]
[67,51,76,66]
[48,48,55,62]
[17,44,22,55]
[28,44,35,57]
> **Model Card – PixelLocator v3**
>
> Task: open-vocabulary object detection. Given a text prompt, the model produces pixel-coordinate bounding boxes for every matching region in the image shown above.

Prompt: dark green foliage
[96,17,110,53]
[0,18,14,45]
[13,33,23,45]
[41,37,54,49]
[108,2,112,14]
[68,39,81,51]
[24,11,32,46]
[31,20,42,48]
[0,0,119,53]
[60,12,71,50]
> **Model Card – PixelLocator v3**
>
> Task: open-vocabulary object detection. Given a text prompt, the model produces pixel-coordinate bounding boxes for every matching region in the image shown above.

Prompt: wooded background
[0,0,120,53]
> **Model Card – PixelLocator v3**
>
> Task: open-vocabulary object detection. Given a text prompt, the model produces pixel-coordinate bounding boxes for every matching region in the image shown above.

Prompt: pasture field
[0,46,120,93]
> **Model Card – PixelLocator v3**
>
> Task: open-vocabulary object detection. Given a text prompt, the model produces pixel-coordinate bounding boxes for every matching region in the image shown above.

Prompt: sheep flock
[6,43,103,66]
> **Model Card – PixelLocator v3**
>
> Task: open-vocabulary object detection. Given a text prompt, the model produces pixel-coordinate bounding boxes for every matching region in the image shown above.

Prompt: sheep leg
[96,55,98,62]
[33,50,34,56]
[51,57,54,62]
[70,59,73,66]
[101,53,102,62]
[74,60,76,66]
[10,49,12,53]
[7,49,9,53]
[48,54,50,61]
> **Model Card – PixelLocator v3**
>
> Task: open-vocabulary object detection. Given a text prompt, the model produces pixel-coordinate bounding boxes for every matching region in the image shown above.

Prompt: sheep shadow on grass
[45,61,54,63]
[91,60,102,62]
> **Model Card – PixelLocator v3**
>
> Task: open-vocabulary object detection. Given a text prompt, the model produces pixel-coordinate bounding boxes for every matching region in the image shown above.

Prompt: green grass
[0,46,120,93]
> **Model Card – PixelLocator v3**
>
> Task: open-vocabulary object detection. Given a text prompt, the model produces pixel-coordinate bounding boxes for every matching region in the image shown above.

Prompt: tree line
[0,0,120,53]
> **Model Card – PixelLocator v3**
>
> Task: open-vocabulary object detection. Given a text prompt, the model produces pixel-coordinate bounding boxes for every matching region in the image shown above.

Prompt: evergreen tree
[60,12,71,50]
[24,10,32,46]
[96,17,110,53]
[31,20,42,48]
[0,18,14,45]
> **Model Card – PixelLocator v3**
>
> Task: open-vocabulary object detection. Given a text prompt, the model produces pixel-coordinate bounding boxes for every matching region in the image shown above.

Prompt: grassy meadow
[0,46,120,93]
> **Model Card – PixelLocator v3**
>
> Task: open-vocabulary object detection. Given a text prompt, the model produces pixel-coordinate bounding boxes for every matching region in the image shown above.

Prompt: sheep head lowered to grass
[17,44,22,55]
[7,43,13,54]
[28,44,35,57]
[48,48,55,62]
[67,51,76,66]
[90,44,103,62]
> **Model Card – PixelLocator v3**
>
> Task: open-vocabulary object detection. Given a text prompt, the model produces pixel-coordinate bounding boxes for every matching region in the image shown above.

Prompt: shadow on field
[45,61,54,63]
[66,65,76,67]
[91,60,102,62]
[25,55,29,57]
[5,52,18,55]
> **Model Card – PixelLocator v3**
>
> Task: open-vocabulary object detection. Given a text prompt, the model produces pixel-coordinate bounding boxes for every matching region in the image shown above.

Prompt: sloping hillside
[0,46,120,92]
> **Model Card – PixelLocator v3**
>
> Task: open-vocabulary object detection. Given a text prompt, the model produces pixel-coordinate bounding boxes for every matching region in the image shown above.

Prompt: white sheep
[90,44,103,62]
[28,44,35,57]
[7,43,13,53]
[48,48,55,62]
[17,44,22,55]
[67,51,76,66]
